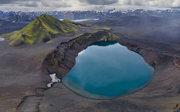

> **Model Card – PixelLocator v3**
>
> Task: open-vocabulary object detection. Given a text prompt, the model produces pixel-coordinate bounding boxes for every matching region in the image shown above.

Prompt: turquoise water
[62,42,154,99]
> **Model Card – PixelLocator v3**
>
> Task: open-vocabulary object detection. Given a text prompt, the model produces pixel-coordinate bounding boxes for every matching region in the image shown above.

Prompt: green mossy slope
[3,14,80,46]
[1,14,110,46]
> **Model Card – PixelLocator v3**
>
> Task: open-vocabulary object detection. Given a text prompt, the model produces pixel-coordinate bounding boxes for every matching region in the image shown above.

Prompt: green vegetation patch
[1,14,80,46]
[1,14,111,46]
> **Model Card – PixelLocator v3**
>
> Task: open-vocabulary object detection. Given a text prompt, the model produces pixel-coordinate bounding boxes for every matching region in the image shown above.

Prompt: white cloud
[117,0,180,8]
[0,0,180,11]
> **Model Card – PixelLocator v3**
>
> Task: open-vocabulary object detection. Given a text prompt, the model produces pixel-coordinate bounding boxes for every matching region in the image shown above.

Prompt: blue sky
[0,0,179,11]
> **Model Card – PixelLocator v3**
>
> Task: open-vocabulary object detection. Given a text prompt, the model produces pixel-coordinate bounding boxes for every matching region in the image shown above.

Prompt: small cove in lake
[62,42,154,99]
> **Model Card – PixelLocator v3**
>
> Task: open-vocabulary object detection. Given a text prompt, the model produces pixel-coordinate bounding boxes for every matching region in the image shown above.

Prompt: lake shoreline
[39,31,180,112]
[0,31,180,112]
[62,42,154,99]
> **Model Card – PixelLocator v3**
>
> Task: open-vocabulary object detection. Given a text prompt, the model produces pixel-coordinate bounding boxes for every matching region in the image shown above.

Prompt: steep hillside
[1,14,108,46]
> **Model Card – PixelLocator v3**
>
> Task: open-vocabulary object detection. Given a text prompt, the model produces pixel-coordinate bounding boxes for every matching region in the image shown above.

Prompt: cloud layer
[0,0,180,11]
[80,0,118,5]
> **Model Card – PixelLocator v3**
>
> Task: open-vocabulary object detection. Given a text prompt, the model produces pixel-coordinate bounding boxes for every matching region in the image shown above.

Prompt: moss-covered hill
[2,14,109,46]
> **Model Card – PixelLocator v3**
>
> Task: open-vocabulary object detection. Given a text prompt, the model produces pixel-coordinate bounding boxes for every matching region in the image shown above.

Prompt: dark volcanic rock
[43,31,119,78]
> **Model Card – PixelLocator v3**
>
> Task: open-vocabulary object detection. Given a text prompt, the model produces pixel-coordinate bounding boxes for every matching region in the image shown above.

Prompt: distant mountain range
[1,14,109,46]
[1,9,180,21]
[7,15,35,22]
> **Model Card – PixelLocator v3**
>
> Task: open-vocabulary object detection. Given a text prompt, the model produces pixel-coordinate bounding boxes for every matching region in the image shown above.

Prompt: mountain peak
[37,14,56,22]
[1,14,110,46]
[3,14,79,46]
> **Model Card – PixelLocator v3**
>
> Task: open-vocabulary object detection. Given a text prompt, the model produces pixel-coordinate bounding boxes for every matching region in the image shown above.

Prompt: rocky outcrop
[43,31,119,78]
